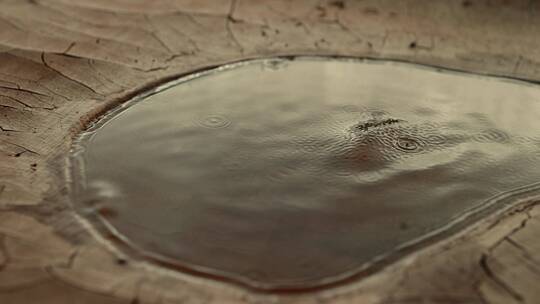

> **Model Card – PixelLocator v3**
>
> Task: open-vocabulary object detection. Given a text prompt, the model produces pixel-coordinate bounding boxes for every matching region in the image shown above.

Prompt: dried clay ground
[0,0,539,303]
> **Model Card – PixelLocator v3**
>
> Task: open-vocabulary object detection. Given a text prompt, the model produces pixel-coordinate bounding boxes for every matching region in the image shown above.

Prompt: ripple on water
[70,57,540,290]
[195,114,232,129]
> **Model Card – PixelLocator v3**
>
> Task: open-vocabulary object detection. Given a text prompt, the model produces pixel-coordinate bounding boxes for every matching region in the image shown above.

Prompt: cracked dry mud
[1,0,540,303]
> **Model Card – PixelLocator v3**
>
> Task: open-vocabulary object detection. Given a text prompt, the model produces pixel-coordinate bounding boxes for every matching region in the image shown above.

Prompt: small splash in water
[394,137,422,152]
[69,57,540,291]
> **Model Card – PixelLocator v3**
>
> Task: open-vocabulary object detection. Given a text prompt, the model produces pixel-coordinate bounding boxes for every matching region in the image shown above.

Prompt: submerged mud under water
[71,57,540,290]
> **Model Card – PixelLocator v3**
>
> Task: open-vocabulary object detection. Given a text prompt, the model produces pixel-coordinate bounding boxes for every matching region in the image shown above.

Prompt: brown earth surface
[0,0,539,303]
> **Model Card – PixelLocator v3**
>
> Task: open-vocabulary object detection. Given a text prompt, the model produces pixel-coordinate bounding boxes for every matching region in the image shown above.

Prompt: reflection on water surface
[71,58,540,290]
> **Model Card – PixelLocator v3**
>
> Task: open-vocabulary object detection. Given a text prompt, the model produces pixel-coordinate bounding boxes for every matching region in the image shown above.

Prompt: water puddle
[69,57,540,291]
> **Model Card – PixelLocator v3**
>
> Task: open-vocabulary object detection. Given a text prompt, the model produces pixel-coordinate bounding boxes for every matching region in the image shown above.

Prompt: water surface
[71,58,540,290]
